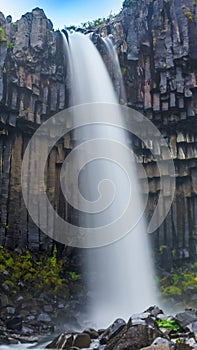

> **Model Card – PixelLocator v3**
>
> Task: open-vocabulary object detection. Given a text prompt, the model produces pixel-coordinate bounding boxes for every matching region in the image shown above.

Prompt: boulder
[175,310,197,329]
[105,323,161,350]
[6,317,22,331]
[73,333,91,348]
[100,318,126,344]
[37,313,52,323]
[152,337,173,347]
[84,328,99,339]
[139,345,171,350]
[46,333,74,349]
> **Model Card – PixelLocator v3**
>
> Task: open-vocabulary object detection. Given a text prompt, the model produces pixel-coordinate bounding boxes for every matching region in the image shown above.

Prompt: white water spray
[65,32,158,328]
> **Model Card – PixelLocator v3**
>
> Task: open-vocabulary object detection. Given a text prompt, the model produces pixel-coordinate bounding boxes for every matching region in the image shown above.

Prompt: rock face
[96,0,197,264]
[0,3,196,262]
[0,8,69,252]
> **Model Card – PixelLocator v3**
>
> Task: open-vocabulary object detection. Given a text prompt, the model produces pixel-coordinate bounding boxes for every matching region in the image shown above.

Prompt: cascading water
[64,32,158,328]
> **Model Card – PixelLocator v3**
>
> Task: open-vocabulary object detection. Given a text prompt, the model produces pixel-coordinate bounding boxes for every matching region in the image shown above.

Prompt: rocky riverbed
[45,306,197,350]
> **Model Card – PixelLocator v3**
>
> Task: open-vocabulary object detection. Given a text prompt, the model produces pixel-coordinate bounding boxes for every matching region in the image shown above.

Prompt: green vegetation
[13,21,18,32]
[181,4,193,21]
[0,26,15,48]
[160,265,197,306]
[69,271,80,280]
[157,319,180,331]
[0,26,6,42]
[0,246,69,296]
[66,13,116,32]
[6,40,14,49]
[8,42,14,49]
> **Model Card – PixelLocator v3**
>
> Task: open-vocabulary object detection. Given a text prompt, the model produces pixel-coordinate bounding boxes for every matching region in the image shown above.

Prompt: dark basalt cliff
[0,1,197,263]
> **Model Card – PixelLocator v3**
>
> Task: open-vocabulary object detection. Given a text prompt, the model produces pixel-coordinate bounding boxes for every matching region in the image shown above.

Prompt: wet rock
[16,296,24,303]
[46,333,74,349]
[7,337,19,345]
[105,323,161,350]
[73,333,91,348]
[84,328,99,339]
[37,313,52,323]
[140,345,171,350]
[6,317,22,331]
[152,337,173,347]
[175,344,191,350]
[44,304,53,313]
[146,306,164,318]
[187,321,197,337]
[10,334,38,343]
[0,294,9,307]
[175,310,197,329]
[21,325,34,335]
[100,318,126,344]
[5,306,15,315]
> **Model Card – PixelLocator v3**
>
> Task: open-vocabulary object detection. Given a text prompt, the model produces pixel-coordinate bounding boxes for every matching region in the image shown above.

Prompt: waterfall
[64,32,158,328]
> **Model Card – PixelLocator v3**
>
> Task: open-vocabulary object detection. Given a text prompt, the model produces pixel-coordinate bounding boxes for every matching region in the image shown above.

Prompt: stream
[0,341,50,350]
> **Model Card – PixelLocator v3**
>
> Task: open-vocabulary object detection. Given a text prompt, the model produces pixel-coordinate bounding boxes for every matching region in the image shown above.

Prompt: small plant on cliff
[13,22,18,32]
[0,26,6,42]
[69,271,80,280]
[181,5,193,21]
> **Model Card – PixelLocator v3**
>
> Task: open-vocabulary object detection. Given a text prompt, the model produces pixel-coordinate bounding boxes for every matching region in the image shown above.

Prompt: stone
[84,328,99,339]
[37,313,52,323]
[6,306,15,315]
[6,317,22,330]
[105,323,161,350]
[175,344,192,350]
[73,333,91,348]
[175,311,197,329]
[44,305,53,313]
[100,318,126,344]
[21,325,34,335]
[152,338,174,347]
[46,333,74,349]
[146,306,164,318]
[139,345,171,350]
[0,294,9,307]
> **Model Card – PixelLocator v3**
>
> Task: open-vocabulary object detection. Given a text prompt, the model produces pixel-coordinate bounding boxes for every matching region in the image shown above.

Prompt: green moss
[160,265,197,305]
[157,319,180,331]
[162,285,182,296]
[69,271,79,280]
[159,245,167,253]
[0,246,69,297]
